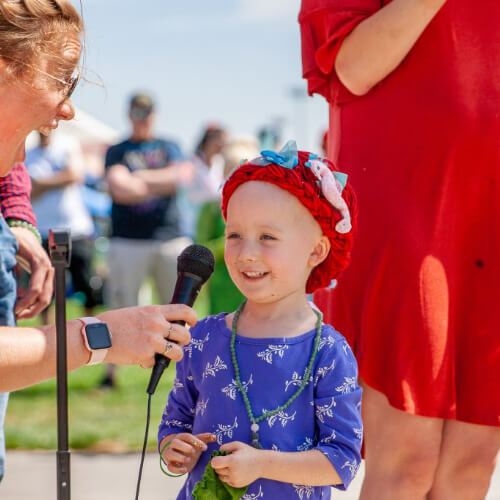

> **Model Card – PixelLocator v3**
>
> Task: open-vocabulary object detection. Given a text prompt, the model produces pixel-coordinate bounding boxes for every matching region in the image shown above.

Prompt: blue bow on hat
[254,140,299,169]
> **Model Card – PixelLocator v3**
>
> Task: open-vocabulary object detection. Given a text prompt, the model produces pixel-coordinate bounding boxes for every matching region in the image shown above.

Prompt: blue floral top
[158,313,363,499]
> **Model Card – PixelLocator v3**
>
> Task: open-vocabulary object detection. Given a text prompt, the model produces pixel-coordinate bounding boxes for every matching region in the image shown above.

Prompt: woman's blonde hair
[0,0,83,78]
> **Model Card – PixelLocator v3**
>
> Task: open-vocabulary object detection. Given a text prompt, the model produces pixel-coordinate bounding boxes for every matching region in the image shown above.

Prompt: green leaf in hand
[192,451,249,500]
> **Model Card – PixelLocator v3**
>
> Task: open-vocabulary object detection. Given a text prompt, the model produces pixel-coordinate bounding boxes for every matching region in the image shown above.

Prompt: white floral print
[335,376,356,394]
[221,374,253,400]
[214,417,238,445]
[202,355,227,379]
[293,484,314,499]
[184,331,210,358]
[263,409,296,428]
[315,397,336,423]
[257,344,288,364]
[242,486,264,499]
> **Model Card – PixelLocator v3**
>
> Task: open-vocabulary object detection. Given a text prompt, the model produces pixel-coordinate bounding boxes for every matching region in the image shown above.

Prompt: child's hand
[161,432,216,474]
[211,441,263,488]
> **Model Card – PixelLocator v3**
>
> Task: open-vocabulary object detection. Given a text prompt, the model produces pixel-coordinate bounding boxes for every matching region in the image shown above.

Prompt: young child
[158,141,362,499]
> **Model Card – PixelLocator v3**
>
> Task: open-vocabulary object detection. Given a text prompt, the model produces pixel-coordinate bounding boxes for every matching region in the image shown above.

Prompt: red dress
[300,0,500,426]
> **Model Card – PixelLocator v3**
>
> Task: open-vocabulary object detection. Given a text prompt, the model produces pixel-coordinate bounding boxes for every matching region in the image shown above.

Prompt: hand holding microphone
[147,244,215,395]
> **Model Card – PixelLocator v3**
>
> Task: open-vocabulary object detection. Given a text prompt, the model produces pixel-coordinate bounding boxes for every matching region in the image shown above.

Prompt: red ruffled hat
[221,141,357,293]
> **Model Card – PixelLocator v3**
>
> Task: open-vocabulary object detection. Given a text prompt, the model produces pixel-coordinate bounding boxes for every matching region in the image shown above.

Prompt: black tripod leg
[49,229,72,500]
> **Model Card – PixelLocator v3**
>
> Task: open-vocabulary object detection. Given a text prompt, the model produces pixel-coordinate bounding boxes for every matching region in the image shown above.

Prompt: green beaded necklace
[230,301,323,449]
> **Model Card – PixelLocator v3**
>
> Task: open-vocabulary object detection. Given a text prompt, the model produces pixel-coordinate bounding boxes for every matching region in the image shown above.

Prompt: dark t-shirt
[105,138,183,240]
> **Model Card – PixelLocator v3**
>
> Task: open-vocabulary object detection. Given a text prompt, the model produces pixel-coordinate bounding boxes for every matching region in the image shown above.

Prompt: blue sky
[71,0,328,154]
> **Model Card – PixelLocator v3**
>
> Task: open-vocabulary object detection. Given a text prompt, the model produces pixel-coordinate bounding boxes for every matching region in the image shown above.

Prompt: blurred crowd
[23,91,295,388]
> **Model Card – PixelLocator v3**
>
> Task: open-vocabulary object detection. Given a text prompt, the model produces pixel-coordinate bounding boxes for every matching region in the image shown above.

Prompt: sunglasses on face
[62,72,80,99]
[16,61,80,99]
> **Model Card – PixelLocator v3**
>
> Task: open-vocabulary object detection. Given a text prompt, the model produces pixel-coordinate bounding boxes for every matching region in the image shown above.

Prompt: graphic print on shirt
[318,335,336,350]
[285,371,313,391]
[242,486,264,499]
[320,429,337,444]
[195,398,209,416]
[315,359,336,385]
[297,436,314,451]
[185,331,210,358]
[315,397,337,423]
[214,417,238,444]
[221,374,253,400]
[293,484,314,499]
[335,377,357,394]
[341,460,360,479]
[172,378,184,394]
[161,418,192,431]
[263,409,296,428]
[202,355,227,379]
[257,344,288,364]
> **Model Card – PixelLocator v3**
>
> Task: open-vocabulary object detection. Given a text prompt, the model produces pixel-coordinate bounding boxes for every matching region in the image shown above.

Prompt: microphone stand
[49,229,72,500]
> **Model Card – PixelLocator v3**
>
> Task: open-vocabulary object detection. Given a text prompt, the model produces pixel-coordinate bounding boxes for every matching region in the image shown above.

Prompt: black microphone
[146,244,215,395]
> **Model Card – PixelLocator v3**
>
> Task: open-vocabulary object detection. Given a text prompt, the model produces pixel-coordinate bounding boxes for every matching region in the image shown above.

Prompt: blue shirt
[105,138,183,240]
[158,313,363,499]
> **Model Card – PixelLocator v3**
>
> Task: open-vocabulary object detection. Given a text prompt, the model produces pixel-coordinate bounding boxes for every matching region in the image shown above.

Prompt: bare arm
[0,304,197,392]
[260,449,340,486]
[132,161,189,197]
[31,168,82,199]
[31,148,84,199]
[335,0,447,95]
[106,164,151,205]
[212,442,342,488]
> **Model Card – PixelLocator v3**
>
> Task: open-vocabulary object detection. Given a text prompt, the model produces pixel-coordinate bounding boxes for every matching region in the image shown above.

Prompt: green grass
[4,298,178,451]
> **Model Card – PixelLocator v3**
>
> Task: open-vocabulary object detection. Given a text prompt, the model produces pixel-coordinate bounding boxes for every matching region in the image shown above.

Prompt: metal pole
[49,229,72,500]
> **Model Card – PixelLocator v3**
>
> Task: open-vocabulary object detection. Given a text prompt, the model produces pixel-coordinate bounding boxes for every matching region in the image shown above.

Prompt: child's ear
[308,235,331,269]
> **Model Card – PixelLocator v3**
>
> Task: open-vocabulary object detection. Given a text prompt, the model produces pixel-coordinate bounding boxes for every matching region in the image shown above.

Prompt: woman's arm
[335,0,447,95]
[0,304,196,392]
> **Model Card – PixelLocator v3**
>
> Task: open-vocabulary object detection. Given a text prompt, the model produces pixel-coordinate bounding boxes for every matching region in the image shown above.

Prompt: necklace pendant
[250,423,259,433]
[251,432,263,449]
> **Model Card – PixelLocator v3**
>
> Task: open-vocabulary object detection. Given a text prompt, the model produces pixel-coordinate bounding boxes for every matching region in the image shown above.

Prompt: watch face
[85,323,112,350]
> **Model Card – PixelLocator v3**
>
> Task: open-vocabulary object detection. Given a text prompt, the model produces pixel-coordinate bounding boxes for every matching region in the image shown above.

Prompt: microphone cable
[135,393,152,500]
[134,244,215,499]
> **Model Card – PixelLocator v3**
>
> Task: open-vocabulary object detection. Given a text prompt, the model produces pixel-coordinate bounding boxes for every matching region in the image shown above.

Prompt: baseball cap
[129,93,154,120]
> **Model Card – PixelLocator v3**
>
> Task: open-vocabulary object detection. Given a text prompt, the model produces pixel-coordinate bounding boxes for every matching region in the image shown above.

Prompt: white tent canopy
[26,107,119,149]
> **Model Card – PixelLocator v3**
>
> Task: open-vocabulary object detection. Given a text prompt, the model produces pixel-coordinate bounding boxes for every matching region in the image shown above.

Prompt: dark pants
[42,237,100,309]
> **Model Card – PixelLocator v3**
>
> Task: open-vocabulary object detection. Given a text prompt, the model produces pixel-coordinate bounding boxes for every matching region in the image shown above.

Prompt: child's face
[224,181,330,305]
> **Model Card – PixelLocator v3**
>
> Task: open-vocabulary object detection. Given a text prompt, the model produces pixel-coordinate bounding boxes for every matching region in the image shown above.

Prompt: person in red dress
[300,0,500,498]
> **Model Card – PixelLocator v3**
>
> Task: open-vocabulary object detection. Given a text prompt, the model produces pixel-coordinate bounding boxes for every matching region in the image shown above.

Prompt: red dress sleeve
[299,0,382,104]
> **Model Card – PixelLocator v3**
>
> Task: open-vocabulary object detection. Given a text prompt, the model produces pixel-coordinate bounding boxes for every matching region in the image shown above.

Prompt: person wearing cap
[103,92,191,388]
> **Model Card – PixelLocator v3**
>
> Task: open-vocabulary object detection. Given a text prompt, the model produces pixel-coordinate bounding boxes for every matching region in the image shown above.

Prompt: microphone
[147,244,215,395]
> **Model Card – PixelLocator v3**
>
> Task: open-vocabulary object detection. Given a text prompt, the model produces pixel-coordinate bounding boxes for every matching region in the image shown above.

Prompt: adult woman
[0,0,195,457]
[300,0,500,498]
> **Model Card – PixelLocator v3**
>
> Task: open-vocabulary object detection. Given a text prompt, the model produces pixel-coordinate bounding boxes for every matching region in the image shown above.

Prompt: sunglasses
[16,61,80,99]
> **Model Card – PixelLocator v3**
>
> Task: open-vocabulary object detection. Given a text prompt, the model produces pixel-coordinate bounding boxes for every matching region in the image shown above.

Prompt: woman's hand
[97,304,197,367]
[211,441,263,488]
[11,226,54,319]
[161,433,216,474]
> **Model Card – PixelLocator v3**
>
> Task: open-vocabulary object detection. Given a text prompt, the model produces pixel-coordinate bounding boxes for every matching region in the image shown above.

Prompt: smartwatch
[78,317,112,365]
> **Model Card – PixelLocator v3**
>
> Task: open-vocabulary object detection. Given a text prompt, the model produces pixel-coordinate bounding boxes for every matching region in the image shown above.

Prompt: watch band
[78,317,109,365]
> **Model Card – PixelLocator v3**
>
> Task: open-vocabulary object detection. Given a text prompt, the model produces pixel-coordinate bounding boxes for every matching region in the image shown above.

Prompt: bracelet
[6,219,42,244]
[159,440,187,478]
